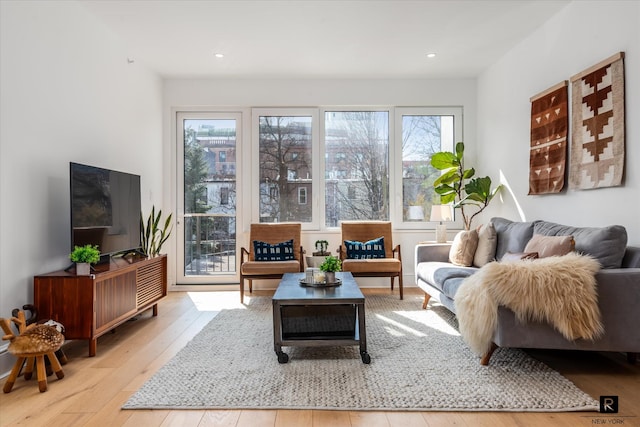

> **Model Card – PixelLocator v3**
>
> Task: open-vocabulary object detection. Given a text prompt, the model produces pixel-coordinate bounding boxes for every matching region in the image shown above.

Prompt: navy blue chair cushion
[345,237,386,259]
[253,239,295,261]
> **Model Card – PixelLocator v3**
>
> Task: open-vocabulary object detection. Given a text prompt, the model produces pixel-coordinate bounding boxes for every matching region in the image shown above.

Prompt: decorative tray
[299,278,342,288]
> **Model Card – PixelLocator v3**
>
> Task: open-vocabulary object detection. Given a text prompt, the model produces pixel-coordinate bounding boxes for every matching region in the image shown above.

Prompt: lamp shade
[430,205,454,222]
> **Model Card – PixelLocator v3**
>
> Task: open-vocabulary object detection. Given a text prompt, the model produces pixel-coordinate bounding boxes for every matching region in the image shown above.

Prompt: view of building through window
[401,114,455,222]
[182,119,237,277]
[258,115,313,223]
[178,108,460,281]
[324,111,389,226]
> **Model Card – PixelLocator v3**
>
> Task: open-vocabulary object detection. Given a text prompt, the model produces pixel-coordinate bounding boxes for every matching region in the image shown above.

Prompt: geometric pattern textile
[344,237,386,259]
[570,52,625,190]
[253,239,295,261]
[529,81,569,194]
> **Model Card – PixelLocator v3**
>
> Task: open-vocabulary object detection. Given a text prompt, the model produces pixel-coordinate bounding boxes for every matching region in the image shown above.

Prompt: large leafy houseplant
[140,206,173,257]
[431,142,502,230]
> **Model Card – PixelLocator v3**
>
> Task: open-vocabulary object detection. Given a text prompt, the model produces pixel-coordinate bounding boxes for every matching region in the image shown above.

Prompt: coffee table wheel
[276,351,289,364]
[361,351,371,364]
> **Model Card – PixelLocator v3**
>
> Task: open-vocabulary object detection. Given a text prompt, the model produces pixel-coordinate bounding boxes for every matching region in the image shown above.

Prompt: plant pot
[76,262,91,276]
[324,271,336,284]
[306,256,327,268]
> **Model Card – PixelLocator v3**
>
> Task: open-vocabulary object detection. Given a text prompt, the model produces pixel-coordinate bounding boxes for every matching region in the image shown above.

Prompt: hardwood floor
[1,288,638,427]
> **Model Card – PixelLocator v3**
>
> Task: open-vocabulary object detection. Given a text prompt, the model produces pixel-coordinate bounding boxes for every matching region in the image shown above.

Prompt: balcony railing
[184,213,236,276]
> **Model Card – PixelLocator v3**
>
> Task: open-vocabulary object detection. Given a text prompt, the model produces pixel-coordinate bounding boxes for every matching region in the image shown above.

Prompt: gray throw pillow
[490,217,536,261]
[533,221,627,268]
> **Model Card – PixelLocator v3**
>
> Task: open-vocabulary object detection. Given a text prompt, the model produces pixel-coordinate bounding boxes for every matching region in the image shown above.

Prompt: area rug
[123,295,598,412]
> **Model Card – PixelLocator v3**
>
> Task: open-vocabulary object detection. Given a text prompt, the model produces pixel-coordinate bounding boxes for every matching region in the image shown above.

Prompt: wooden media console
[33,255,167,357]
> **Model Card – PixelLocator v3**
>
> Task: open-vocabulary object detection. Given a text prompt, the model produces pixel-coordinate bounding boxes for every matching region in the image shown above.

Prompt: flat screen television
[70,162,141,258]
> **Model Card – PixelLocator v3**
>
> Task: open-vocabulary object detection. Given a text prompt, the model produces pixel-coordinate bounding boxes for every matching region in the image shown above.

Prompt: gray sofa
[415,217,640,364]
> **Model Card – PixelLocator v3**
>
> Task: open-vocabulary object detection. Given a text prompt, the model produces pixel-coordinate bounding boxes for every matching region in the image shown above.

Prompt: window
[254,110,316,224]
[220,187,229,205]
[347,185,356,200]
[251,107,462,230]
[298,187,307,205]
[395,107,461,227]
[324,111,389,227]
[177,113,239,283]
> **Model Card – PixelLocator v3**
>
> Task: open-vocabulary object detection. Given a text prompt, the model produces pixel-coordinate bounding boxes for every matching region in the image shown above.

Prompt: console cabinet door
[94,270,137,335]
[33,276,94,340]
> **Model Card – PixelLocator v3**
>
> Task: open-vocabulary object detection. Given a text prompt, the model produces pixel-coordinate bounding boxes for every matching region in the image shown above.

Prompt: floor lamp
[430,205,454,243]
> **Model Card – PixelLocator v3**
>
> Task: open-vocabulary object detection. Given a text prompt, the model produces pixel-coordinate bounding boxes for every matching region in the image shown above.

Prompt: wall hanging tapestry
[569,52,625,190]
[529,81,569,194]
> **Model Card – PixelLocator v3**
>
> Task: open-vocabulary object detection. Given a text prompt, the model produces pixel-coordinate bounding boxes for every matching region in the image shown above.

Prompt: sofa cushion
[253,239,295,261]
[474,222,497,267]
[524,234,575,258]
[533,221,627,268]
[344,237,386,259]
[342,258,401,273]
[449,230,479,267]
[240,260,301,275]
[416,261,477,292]
[491,217,536,261]
[441,277,468,301]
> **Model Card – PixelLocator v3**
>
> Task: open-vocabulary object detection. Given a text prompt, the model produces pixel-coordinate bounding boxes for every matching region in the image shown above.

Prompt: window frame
[321,106,393,229]
[175,110,244,286]
[251,108,320,230]
[250,106,463,232]
[392,106,463,230]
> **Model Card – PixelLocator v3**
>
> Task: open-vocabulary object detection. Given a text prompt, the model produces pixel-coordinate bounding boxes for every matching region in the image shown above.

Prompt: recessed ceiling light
[214,53,224,58]
[426,53,436,58]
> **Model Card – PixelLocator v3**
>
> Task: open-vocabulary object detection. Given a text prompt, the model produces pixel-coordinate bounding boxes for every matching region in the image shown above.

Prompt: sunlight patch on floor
[187,291,246,311]
[394,310,461,336]
[376,313,426,337]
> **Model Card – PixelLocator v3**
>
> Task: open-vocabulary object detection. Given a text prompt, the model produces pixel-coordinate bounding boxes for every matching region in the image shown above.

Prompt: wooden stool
[1,313,65,393]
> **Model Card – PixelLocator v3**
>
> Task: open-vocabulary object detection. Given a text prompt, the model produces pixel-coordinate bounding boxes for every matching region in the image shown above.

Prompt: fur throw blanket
[455,252,604,357]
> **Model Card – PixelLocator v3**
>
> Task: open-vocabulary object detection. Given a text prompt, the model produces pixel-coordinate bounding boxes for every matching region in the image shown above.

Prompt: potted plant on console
[319,255,341,284]
[140,206,173,257]
[69,244,101,276]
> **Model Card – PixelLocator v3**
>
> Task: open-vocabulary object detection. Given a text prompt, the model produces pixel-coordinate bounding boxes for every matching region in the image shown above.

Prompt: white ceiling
[80,0,570,79]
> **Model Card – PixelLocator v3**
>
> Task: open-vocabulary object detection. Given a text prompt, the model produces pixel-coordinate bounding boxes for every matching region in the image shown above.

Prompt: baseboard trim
[0,345,13,380]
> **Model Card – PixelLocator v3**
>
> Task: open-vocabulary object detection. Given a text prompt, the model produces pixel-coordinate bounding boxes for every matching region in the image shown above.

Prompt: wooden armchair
[338,221,403,299]
[239,223,304,303]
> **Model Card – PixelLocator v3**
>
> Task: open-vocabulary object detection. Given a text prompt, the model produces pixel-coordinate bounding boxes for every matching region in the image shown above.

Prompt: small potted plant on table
[319,255,341,284]
[69,244,101,275]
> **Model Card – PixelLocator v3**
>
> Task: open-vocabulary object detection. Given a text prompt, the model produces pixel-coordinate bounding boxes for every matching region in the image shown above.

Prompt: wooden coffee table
[272,271,370,364]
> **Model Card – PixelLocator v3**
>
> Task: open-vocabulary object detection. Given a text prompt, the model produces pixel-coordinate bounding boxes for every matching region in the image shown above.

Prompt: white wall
[163,78,478,288]
[0,1,163,372]
[476,0,640,245]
